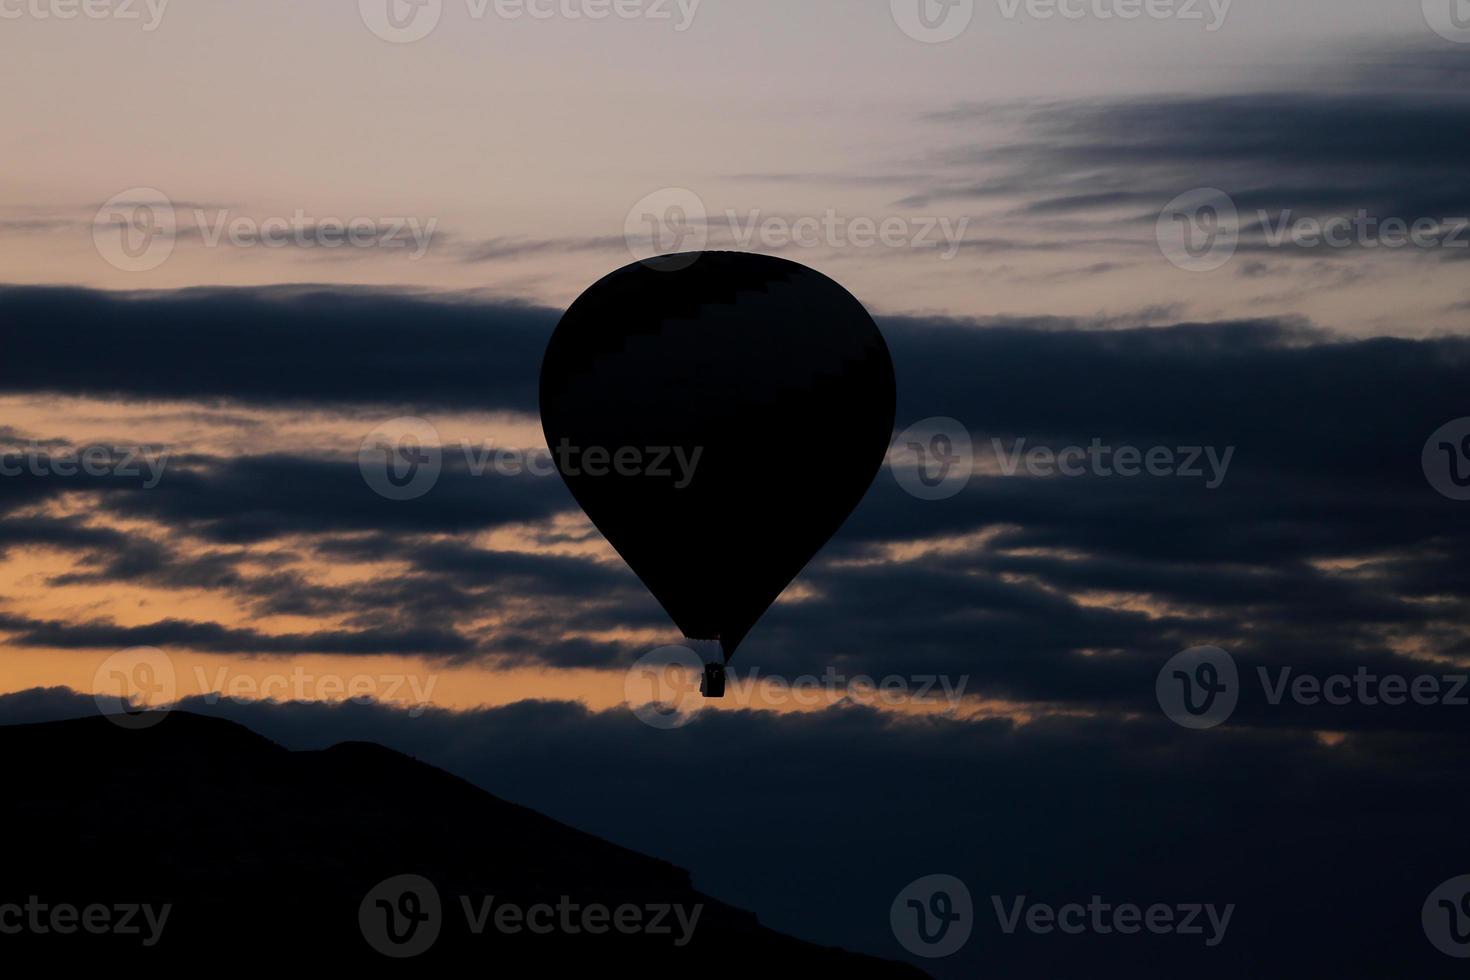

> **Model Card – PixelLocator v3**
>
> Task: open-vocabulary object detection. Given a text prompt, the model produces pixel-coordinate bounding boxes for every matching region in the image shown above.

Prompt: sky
[5,1,1470,975]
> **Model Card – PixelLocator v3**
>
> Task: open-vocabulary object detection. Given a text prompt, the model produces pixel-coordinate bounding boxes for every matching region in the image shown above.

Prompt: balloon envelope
[539,252,896,661]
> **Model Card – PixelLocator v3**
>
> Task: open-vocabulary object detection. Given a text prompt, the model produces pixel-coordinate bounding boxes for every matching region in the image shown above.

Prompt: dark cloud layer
[4,286,1470,737]
[909,45,1470,267]
[0,284,552,410]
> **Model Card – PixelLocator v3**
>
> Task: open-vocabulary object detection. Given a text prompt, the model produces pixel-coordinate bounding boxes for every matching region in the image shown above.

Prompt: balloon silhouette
[540,252,896,681]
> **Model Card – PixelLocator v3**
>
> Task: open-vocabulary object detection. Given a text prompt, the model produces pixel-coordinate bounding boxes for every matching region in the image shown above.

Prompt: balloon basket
[700,662,727,699]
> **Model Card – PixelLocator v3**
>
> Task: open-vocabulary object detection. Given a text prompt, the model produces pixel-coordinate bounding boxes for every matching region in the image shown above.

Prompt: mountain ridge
[1,710,923,973]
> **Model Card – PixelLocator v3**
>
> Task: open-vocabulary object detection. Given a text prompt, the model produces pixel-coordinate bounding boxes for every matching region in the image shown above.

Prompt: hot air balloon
[539,252,896,697]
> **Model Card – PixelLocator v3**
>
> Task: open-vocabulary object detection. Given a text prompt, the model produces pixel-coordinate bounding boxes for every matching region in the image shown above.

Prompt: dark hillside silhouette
[0,712,922,972]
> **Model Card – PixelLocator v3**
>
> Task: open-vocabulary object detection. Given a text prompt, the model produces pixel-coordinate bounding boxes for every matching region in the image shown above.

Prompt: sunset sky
[5,2,1470,975]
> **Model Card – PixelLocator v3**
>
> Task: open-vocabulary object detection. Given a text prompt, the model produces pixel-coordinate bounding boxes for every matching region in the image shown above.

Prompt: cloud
[5,285,1470,734]
[453,234,630,263]
[0,611,477,657]
[0,284,553,411]
[909,45,1470,261]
